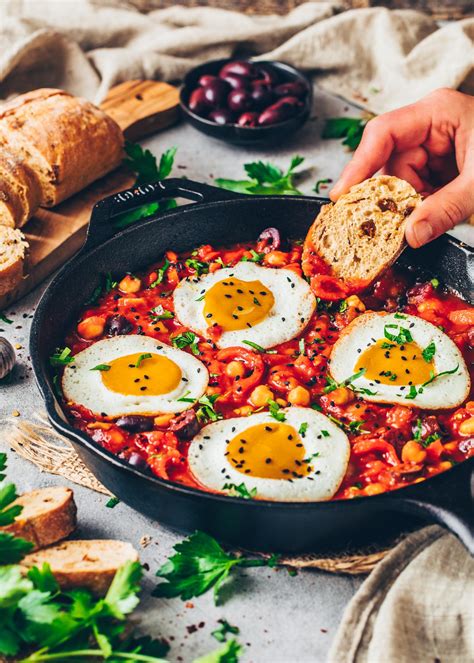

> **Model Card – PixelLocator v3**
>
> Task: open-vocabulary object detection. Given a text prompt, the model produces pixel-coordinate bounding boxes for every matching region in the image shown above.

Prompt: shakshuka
[54,229,473,501]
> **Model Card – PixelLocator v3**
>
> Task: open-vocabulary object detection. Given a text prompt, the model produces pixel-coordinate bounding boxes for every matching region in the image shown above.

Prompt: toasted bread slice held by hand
[303,176,422,285]
[1,486,77,550]
[21,540,139,595]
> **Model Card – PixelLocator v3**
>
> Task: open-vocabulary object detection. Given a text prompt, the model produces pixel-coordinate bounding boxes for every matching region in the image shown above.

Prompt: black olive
[105,315,133,336]
[116,415,154,433]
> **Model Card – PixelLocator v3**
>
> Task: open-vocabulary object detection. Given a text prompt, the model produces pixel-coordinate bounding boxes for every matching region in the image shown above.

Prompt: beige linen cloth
[329,526,474,663]
[0,0,473,112]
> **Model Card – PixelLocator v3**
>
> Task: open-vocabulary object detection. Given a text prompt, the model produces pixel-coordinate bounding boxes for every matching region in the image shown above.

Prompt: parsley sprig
[268,400,286,422]
[153,531,276,604]
[0,453,34,564]
[322,117,370,151]
[172,331,200,355]
[114,143,178,230]
[383,323,413,345]
[216,156,305,196]
[222,482,257,500]
[422,341,436,363]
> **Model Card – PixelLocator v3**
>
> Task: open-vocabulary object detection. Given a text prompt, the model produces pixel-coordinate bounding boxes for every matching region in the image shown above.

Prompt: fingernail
[411,220,434,247]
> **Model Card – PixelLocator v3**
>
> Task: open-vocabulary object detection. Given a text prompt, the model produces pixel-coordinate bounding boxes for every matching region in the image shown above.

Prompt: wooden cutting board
[1,80,181,310]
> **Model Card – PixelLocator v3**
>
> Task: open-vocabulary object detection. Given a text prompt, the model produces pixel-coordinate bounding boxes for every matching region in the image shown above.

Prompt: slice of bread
[0,147,42,228]
[303,176,422,285]
[0,225,28,297]
[21,540,139,595]
[1,486,77,550]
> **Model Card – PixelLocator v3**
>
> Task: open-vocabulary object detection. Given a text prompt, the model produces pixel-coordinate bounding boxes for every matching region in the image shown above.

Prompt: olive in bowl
[180,59,312,146]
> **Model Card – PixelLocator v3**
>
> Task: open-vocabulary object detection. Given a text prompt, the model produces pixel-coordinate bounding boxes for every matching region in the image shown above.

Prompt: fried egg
[173,263,316,349]
[62,335,208,417]
[188,408,350,501]
[329,312,470,409]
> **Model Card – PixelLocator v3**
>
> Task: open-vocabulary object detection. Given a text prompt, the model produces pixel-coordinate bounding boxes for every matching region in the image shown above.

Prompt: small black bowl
[180,58,312,146]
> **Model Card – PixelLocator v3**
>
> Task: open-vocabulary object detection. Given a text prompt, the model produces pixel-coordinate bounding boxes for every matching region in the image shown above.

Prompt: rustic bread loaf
[21,540,139,595]
[0,146,42,227]
[304,175,422,284]
[0,225,28,297]
[0,88,124,207]
[1,486,77,550]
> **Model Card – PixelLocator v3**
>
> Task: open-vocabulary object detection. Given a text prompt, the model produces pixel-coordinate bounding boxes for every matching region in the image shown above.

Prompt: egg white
[62,335,209,417]
[329,312,470,409]
[173,263,316,349]
[188,407,350,502]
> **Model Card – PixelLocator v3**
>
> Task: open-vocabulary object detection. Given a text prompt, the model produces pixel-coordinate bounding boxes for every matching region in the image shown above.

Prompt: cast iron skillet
[30,179,474,554]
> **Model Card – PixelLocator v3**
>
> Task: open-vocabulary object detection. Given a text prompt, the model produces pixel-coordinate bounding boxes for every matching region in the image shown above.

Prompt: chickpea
[276,398,287,407]
[226,361,245,378]
[288,386,310,406]
[234,405,253,416]
[330,387,354,406]
[459,417,474,436]
[345,295,366,312]
[264,250,287,267]
[77,316,105,340]
[119,274,142,294]
[401,440,427,464]
[249,385,274,408]
[364,483,386,496]
[154,414,174,427]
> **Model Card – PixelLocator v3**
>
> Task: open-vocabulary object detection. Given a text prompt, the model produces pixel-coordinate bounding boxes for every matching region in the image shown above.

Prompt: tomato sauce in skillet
[58,236,474,500]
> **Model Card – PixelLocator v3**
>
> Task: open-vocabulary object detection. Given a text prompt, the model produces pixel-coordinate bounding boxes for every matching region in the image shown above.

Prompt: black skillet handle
[84,178,242,251]
[389,459,474,554]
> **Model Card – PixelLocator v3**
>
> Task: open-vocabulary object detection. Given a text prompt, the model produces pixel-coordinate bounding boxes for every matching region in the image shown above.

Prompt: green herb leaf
[422,341,436,363]
[324,368,367,394]
[172,331,200,355]
[49,347,74,368]
[384,323,413,345]
[149,305,174,321]
[90,364,111,372]
[223,482,257,500]
[216,157,305,197]
[0,313,13,325]
[298,422,308,437]
[313,178,331,194]
[322,117,368,151]
[150,258,170,288]
[422,364,459,388]
[430,278,440,289]
[242,340,276,354]
[321,430,330,437]
[194,638,243,663]
[135,353,152,368]
[211,619,240,643]
[241,249,264,263]
[405,385,419,400]
[105,497,120,508]
[422,433,441,448]
[268,399,286,422]
[153,531,271,604]
[186,258,209,275]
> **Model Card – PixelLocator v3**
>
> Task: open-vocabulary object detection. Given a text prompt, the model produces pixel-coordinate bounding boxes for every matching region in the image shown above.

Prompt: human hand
[330,89,474,248]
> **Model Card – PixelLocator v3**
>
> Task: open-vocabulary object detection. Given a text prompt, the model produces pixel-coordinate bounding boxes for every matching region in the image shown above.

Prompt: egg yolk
[227,423,313,479]
[101,352,182,396]
[355,340,435,386]
[203,278,274,331]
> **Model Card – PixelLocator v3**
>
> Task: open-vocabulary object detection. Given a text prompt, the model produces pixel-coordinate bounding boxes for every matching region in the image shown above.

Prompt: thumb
[405,174,474,248]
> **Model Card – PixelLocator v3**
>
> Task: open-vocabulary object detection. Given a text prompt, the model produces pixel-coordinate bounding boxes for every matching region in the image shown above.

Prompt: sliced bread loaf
[1,486,77,550]
[0,225,28,297]
[303,176,422,284]
[21,540,139,595]
[0,147,42,228]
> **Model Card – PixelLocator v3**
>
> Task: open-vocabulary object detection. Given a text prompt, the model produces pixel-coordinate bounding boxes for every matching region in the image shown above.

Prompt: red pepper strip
[310,275,349,301]
[352,438,400,466]
[216,347,265,396]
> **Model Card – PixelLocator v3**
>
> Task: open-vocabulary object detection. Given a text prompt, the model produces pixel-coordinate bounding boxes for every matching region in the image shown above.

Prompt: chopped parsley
[321,430,330,437]
[211,619,240,643]
[150,258,170,288]
[223,482,257,500]
[84,272,117,305]
[422,341,436,363]
[135,353,152,368]
[241,249,264,263]
[90,364,111,371]
[0,313,13,324]
[186,258,209,275]
[172,331,200,355]
[348,420,366,433]
[384,323,413,345]
[298,422,308,437]
[268,399,286,422]
[149,304,174,321]
[49,347,74,367]
[178,393,221,423]
[413,418,423,441]
[105,496,120,508]
[422,433,441,448]
[324,367,368,394]
[243,340,277,354]
[303,451,320,463]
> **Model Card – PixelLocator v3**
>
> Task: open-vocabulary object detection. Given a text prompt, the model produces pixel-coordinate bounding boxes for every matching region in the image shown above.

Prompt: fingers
[330,104,432,201]
[405,173,474,248]
[382,146,430,193]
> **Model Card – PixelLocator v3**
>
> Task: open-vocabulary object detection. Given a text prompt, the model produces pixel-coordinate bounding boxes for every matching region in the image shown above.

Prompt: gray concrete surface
[0,86,472,663]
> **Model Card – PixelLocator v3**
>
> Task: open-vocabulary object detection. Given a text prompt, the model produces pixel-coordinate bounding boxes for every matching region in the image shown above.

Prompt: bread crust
[0,226,28,296]
[0,146,42,227]
[303,176,422,285]
[2,486,77,550]
[0,88,124,207]
[21,540,139,595]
